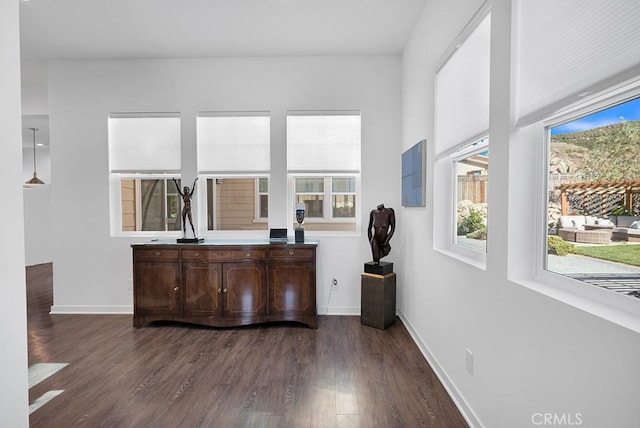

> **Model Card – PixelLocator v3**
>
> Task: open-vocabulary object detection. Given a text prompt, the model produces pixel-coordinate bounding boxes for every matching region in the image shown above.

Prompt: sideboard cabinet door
[269,262,315,317]
[183,262,223,318]
[223,262,267,318]
[134,261,181,315]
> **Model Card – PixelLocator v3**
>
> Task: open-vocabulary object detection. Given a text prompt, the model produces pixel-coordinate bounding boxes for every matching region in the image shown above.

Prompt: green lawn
[574,244,640,267]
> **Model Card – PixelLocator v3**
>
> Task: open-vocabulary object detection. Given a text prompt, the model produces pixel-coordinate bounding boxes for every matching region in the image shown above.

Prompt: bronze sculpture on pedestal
[367,203,396,264]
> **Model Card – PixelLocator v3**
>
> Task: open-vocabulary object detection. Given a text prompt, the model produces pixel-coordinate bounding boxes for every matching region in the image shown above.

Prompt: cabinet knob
[289,249,294,255]
[173,286,179,292]
[223,288,228,293]
[154,251,161,257]
[246,253,251,257]
[194,252,200,257]
[218,288,222,293]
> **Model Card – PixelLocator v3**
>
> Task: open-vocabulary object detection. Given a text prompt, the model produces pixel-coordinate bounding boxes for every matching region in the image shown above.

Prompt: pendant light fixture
[25,127,45,185]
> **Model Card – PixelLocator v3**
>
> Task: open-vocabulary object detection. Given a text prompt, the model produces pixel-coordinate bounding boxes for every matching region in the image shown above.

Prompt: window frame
[108,112,182,237]
[529,79,640,328]
[288,173,361,236]
[286,110,362,236]
[109,172,182,237]
[255,177,269,222]
[450,137,489,262]
[197,173,271,235]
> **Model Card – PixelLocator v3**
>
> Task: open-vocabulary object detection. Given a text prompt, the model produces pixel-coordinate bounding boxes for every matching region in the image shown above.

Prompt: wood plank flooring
[26,263,467,427]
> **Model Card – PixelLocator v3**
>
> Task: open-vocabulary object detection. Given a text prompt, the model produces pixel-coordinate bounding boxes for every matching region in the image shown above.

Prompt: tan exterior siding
[215,178,267,230]
[121,179,136,231]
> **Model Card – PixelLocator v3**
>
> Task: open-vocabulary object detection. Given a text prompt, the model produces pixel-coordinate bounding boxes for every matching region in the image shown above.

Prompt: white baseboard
[317,306,360,316]
[398,310,482,428]
[50,305,133,315]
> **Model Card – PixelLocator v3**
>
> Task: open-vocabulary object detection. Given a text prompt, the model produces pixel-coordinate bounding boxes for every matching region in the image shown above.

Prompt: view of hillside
[550,120,640,182]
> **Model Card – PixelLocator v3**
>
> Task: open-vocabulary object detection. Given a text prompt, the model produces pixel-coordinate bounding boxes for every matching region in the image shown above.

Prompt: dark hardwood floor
[27,263,467,427]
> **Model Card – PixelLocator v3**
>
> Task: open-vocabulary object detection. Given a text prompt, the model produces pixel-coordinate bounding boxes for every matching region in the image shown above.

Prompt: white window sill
[510,270,640,334]
[434,246,487,271]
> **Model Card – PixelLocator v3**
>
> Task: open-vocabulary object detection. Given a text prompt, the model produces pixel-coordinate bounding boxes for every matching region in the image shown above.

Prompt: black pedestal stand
[361,261,396,329]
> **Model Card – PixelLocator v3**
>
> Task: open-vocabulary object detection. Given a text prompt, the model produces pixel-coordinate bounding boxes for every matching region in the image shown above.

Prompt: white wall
[401,0,640,427]
[23,185,53,266]
[0,0,30,425]
[47,56,401,314]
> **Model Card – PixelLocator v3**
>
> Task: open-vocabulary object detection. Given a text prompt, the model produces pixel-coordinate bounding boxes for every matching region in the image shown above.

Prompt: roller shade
[435,12,491,155]
[197,112,270,174]
[108,114,181,173]
[516,0,640,127]
[287,112,361,173]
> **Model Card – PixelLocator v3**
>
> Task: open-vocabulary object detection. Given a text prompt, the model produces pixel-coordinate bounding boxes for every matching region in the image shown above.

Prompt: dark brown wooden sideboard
[132,241,318,329]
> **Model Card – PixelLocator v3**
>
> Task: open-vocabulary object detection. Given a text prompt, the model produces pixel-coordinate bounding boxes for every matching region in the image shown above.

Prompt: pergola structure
[558,179,640,216]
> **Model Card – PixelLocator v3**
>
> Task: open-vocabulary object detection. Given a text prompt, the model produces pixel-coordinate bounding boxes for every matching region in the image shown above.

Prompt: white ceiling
[19,0,427,146]
[19,0,427,81]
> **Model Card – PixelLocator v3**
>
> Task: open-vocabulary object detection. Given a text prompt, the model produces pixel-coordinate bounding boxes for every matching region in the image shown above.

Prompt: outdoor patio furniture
[611,216,640,241]
[557,215,614,243]
[575,230,611,244]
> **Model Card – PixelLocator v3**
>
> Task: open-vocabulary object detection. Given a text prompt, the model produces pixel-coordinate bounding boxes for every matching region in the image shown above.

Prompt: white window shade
[435,12,491,156]
[197,113,270,174]
[516,0,640,127]
[287,113,361,172]
[108,115,181,173]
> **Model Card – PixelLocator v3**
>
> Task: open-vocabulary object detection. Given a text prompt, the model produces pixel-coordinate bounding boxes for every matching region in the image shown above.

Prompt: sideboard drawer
[231,249,267,260]
[269,247,314,261]
[181,249,211,261]
[135,249,180,261]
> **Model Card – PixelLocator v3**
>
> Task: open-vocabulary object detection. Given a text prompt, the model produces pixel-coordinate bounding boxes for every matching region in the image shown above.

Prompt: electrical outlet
[332,278,339,290]
[465,348,474,375]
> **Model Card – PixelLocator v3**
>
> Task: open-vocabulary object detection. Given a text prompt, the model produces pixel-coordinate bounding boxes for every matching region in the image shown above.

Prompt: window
[108,113,181,235]
[257,177,268,219]
[545,94,640,299]
[454,138,489,254]
[197,112,270,232]
[433,6,490,263]
[204,177,269,231]
[287,112,361,233]
[120,177,182,232]
[292,176,356,230]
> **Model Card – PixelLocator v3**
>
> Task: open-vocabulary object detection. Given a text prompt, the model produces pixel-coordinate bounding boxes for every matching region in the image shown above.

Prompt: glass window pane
[296,178,324,193]
[140,179,165,231]
[166,179,182,232]
[297,195,324,218]
[258,177,268,193]
[332,177,355,193]
[333,195,355,218]
[455,147,488,254]
[207,177,268,231]
[259,195,268,218]
[546,97,640,296]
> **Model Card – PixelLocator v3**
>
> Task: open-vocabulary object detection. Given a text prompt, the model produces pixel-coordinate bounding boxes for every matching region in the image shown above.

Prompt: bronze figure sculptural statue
[173,177,198,238]
[367,203,396,264]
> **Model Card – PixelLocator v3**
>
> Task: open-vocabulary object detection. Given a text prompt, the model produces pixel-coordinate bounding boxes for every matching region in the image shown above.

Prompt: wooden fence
[457,175,488,203]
